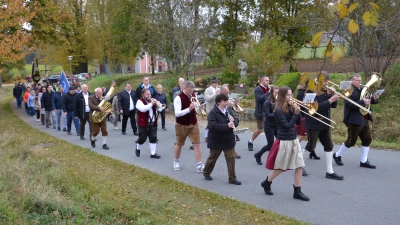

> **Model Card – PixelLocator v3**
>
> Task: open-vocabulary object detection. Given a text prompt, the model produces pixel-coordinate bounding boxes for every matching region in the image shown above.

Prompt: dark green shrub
[275,72,301,91]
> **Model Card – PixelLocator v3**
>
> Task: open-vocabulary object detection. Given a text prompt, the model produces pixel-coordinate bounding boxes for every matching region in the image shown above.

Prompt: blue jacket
[154,92,168,109]
[52,92,63,110]
[28,94,35,107]
[134,83,155,104]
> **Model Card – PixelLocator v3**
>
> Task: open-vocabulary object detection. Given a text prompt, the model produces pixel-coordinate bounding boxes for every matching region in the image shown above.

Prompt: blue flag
[60,70,70,93]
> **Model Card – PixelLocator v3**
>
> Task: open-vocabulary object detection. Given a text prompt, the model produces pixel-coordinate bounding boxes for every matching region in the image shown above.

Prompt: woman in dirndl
[261,86,309,201]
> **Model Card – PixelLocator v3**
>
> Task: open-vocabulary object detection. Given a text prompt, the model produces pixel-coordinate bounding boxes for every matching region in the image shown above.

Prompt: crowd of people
[13,72,381,202]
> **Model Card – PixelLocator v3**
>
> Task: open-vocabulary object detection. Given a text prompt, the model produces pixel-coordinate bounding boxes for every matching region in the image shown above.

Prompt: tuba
[359,73,382,116]
[191,96,207,117]
[92,86,119,123]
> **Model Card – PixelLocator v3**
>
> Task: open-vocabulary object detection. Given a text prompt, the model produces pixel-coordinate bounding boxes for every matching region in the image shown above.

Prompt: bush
[275,72,301,91]
[383,62,400,96]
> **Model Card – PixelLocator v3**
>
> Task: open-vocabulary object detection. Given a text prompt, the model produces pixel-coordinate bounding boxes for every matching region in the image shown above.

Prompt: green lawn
[24,64,64,76]
[297,42,348,59]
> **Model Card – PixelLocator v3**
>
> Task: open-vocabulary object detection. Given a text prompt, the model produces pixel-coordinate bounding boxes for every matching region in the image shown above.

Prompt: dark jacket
[74,91,92,119]
[154,92,168,109]
[171,85,180,102]
[296,89,307,117]
[52,92,63,110]
[207,105,239,150]
[304,90,337,130]
[118,90,135,115]
[40,91,54,111]
[275,106,302,140]
[13,87,23,97]
[254,85,270,119]
[263,99,276,127]
[134,83,155,104]
[63,92,76,112]
[343,85,378,126]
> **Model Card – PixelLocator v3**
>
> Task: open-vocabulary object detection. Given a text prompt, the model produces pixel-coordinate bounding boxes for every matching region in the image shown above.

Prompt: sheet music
[339,81,352,90]
[373,89,384,96]
[303,93,316,103]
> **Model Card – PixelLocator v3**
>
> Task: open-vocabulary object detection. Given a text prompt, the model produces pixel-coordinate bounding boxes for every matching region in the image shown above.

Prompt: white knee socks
[361,146,369,163]
[325,151,334,174]
[102,136,107,145]
[149,143,157,155]
[205,129,208,138]
[136,143,141,150]
[336,144,348,157]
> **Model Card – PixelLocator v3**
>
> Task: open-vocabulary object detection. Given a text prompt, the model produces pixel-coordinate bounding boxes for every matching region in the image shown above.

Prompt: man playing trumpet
[135,88,163,158]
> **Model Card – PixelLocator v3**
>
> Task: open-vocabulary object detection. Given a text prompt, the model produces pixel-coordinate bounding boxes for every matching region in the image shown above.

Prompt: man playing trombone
[304,71,344,180]
[333,73,380,169]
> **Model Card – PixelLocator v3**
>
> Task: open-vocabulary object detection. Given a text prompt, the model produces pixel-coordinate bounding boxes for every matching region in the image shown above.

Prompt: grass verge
[0,88,303,224]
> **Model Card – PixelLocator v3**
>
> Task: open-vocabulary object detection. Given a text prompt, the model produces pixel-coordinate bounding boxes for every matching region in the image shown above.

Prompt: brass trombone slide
[289,99,335,129]
[290,98,336,125]
[326,86,372,115]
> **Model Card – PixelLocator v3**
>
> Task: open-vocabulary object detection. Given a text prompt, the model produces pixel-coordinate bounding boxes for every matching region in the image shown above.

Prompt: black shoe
[135,149,140,157]
[333,153,344,166]
[58,127,61,131]
[235,153,241,159]
[229,180,242,185]
[254,152,262,165]
[248,141,253,151]
[91,140,95,148]
[235,135,240,141]
[360,160,376,169]
[80,136,85,140]
[326,172,344,180]
[150,153,161,159]
[103,144,109,150]
[77,132,80,136]
[122,131,126,135]
[133,132,138,136]
[309,151,320,160]
[63,128,67,132]
[302,168,308,177]
[261,177,273,195]
[204,175,212,181]
[293,185,310,201]
[67,132,72,135]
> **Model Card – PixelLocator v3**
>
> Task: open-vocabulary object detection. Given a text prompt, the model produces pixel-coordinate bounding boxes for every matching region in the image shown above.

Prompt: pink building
[128,53,168,74]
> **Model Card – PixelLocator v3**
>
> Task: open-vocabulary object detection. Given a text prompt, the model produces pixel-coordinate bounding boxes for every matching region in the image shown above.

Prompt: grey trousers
[45,111,56,126]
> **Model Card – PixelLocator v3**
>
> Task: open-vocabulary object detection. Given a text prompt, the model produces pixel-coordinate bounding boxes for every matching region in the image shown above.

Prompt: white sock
[149,143,156,155]
[91,135,96,141]
[325,152,334,174]
[197,162,203,165]
[361,146,369,163]
[249,139,253,143]
[205,129,208,138]
[136,143,141,150]
[102,136,107,145]
[336,144,348,157]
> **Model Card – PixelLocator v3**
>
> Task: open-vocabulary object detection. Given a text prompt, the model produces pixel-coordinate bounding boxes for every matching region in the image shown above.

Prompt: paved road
[12,101,400,225]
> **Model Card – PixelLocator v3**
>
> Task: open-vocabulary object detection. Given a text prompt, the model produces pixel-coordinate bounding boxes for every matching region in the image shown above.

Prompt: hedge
[275,72,301,91]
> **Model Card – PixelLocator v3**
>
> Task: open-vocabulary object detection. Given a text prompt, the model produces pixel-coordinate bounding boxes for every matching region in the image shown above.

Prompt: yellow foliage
[341,0,349,4]
[348,3,359,13]
[348,19,359,34]
[339,45,346,57]
[310,31,324,47]
[363,11,371,26]
[370,2,380,10]
[332,51,340,63]
[370,10,379,27]
[299,72,311,85]
[337,2,348,19]
[323,41,334,57]
[330,5,336,17]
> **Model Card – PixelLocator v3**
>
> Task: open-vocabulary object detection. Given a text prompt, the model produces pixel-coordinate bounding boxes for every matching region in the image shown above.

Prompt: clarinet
[226,109,236,134]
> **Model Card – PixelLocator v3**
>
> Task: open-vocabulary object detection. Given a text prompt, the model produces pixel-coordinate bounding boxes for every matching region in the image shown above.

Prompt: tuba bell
[359,73,382,115]
[92,86,119,123]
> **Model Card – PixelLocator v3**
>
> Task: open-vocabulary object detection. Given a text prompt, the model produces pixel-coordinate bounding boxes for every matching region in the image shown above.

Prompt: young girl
[34,93,41,122]
[261,86,309,201]
[154,84,168,130]
[254,86,279,165]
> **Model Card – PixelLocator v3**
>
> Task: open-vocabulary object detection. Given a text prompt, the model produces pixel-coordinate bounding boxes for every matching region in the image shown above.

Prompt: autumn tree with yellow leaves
[310,0,400,80]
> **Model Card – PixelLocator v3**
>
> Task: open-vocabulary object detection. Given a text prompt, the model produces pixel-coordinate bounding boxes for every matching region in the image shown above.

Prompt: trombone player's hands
[329,93,340,103]
[293,104,301,115]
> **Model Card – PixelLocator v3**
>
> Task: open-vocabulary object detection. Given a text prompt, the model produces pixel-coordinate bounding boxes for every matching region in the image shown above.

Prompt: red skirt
[295,117,307,136]
[266,139,280,170]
